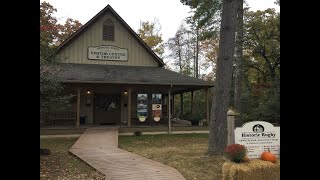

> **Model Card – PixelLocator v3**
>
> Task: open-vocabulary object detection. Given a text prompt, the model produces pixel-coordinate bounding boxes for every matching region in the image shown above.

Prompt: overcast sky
[40,0,279,42]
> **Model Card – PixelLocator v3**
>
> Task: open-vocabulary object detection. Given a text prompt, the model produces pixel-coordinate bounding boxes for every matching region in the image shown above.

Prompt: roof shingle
[56,63,214,87]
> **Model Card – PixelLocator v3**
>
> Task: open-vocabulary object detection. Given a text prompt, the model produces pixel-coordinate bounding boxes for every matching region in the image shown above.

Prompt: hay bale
[222,159,280,180]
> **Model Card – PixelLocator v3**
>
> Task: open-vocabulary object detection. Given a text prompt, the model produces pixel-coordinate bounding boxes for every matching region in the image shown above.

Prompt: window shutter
[103,19,114,41]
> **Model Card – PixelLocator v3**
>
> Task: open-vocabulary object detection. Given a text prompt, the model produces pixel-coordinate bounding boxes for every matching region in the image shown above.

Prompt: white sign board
[88,46,128,61]
[235,121,280,159]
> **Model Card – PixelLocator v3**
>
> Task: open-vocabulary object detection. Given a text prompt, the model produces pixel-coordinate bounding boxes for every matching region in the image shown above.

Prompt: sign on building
[152,94,162,121]
[88,45,128,61]
[137,94,148,122]
[235,121,280,159]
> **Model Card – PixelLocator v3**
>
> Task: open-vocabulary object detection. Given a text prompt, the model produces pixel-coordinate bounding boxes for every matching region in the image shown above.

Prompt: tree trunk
[207,0,239,155]
[234,0,244,127]
[244,73,251,93]
[186,31,191,75]
[177,37,182,73]
[195,26,199,78]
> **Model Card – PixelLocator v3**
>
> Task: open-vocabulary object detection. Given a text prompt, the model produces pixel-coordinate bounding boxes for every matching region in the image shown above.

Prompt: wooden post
[191,91,194,115]
[76,88,81,128]
[180,93,183,116]
[205,88,209,125]
[127,88,132,127]
[227,110,236,145]
[168,90,171,134]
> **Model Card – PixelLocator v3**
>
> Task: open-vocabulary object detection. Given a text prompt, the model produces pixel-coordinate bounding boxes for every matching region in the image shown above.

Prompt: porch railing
[40,111,76,126]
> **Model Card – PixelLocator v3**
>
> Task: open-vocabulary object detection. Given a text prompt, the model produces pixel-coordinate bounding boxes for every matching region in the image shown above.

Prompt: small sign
[235,121,280,159]
[152,94,162,121]
[88,45,128,61]
[137,94,148,119]
[152,110,161,116]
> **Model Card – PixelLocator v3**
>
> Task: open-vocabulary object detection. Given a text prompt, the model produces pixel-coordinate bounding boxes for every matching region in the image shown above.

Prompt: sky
[40,0,280,42]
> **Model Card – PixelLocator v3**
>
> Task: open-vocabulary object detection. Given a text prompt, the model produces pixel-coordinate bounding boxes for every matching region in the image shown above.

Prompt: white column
[127,88,132,127]
[227,109,236,145]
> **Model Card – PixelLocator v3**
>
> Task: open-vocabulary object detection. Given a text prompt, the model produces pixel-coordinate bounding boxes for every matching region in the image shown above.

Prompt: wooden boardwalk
[69,127,185,180]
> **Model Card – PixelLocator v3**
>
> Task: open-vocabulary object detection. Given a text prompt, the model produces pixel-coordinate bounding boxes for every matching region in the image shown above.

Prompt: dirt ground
[40,137,105,180]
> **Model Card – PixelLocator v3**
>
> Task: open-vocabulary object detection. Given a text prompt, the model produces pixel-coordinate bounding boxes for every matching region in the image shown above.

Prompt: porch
[41,64,214,130]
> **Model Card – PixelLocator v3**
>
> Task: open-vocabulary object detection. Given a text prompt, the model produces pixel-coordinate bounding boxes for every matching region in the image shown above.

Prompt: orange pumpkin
[261,149,277,163]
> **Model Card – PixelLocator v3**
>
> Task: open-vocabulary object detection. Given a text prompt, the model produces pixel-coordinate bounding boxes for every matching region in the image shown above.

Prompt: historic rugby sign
[235,121,280,158]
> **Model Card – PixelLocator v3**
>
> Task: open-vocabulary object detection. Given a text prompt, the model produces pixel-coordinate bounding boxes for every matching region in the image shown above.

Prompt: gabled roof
[57,63,214,87]
[55,5,165,67]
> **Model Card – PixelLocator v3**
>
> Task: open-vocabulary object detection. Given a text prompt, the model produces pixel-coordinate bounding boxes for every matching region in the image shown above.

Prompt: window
[103,19,114,41]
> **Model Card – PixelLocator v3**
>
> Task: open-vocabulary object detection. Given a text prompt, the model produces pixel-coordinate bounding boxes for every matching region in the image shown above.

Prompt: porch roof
[57,63,214,88]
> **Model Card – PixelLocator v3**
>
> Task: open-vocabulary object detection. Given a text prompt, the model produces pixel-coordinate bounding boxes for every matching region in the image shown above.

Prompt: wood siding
[59,12,159,67]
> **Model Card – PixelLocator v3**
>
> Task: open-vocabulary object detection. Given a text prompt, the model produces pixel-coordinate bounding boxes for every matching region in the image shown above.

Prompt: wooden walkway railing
[40,111,76,126]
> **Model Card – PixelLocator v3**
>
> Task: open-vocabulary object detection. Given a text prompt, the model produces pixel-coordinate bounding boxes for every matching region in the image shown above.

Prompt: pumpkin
[261,149,277,163]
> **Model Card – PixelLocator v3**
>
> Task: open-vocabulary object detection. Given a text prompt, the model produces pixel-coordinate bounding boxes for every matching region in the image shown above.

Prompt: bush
[134,131,142,136]
[224,144,247,163]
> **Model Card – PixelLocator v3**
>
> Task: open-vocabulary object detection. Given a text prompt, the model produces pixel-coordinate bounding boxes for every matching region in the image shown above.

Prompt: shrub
[224,144,247,163]
[134,130,142,136]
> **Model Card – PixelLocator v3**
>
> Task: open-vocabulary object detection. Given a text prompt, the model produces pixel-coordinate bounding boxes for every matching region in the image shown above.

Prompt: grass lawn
[119,134,225,180]
[40,137,105,180]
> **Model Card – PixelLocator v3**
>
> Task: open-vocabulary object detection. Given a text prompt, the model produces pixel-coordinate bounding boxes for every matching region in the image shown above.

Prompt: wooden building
[41,5,214,128]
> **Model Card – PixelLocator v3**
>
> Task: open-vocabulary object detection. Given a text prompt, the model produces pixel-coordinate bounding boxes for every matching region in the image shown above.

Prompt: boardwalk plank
[69,127,185,180]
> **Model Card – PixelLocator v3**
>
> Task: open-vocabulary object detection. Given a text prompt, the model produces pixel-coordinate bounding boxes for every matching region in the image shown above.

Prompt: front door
[94,94,121,125]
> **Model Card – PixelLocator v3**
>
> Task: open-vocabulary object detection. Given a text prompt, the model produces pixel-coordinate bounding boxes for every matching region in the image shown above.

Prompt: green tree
[180,0,225,79]
[241,8,280,124]
[180,0,222,40]
[137,20,164,58]
[40,1,79,113]
[166,22,195,76]
[167,23,186,73]
[207,0,239,155]
[40,65,72,112]
[40,1,59,59]
[185,17,201,78]
[243,8,280,85]
[56,18,82,45]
